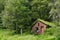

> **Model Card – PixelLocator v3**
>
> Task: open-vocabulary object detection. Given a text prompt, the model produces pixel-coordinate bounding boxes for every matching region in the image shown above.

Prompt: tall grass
[0,29,56,40]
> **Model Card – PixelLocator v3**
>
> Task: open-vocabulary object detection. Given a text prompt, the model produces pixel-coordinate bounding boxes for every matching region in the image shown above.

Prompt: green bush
[55,27,60,40]
[45,28,54,35]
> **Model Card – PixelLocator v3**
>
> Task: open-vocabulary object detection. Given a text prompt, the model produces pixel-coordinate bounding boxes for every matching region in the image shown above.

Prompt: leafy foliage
[1,0,51,33]
[49,0,60,25]
[0,0,60,39]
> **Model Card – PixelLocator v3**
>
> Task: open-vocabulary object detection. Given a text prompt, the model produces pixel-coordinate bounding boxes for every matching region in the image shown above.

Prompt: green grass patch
[0,29,56,40]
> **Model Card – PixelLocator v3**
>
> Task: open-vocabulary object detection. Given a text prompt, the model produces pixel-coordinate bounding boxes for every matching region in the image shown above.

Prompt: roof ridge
[32,19,56,27]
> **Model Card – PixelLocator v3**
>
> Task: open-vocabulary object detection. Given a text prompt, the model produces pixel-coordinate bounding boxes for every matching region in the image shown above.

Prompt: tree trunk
[21,28,22,35]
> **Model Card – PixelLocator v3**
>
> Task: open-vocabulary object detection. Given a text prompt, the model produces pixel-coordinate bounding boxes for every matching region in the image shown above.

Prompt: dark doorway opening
[34,27,38,33]
[36,27,38,31]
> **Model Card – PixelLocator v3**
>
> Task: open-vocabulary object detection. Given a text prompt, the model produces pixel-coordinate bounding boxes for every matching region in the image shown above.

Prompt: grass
[0,29,56,40]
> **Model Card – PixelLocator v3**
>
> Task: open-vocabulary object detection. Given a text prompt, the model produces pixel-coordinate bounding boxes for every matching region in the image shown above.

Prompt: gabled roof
[32,19,56,27]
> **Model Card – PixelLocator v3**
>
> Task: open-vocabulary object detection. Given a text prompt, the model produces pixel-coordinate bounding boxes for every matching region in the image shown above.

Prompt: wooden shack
[31,19,55,34]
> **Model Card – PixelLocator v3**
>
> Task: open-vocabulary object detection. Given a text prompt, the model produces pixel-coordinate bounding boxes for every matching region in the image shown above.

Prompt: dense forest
[0,0,60,40]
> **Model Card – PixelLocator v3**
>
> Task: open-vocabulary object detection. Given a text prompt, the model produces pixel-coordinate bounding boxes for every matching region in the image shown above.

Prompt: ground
[0,29,55,40]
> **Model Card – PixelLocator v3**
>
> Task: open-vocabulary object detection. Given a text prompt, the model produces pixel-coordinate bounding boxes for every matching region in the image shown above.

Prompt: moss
[32,19,56,27]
